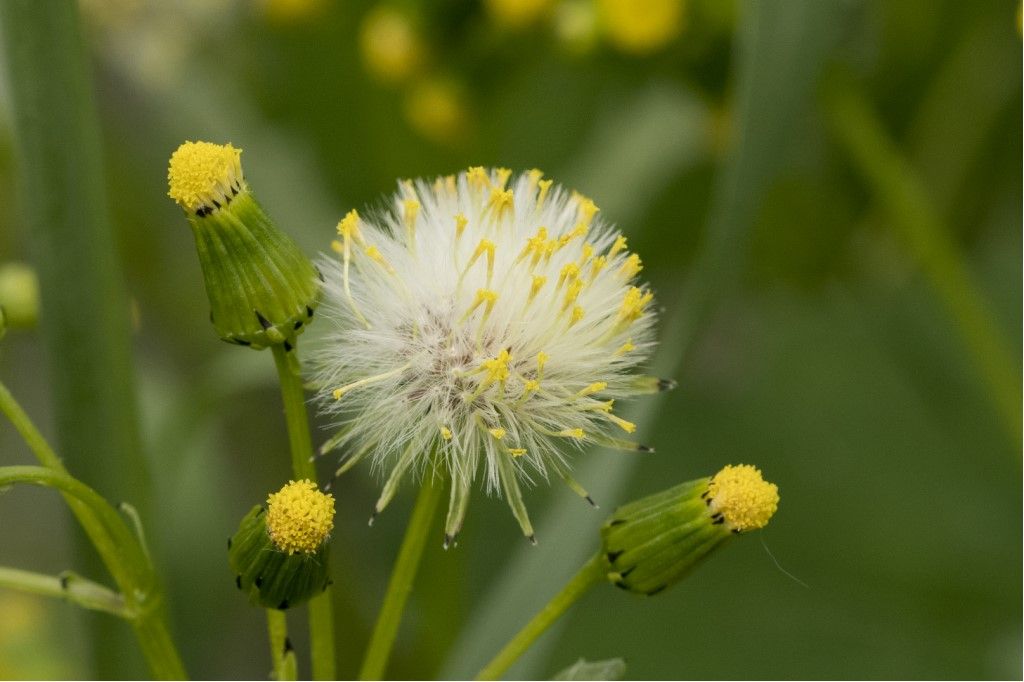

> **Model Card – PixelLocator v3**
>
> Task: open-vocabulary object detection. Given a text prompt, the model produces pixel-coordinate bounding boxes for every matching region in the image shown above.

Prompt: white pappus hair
[309,167,662,546]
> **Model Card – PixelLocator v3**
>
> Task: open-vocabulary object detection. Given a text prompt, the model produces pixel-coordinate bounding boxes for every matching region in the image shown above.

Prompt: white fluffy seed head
[310,167,659,541]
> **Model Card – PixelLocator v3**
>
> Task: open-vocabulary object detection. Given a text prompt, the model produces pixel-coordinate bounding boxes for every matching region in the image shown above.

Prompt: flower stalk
[267,610,297,681]
[476,465,779,680]
[271,343,337,680]
[475,554,605,681]
[0,465,185,680]
[359,477,445,680]
[0,566,129,619]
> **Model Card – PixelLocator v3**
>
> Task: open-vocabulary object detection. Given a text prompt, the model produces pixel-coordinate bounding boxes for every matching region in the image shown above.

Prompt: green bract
[600,465,778,596]
[169,141,320,350]
[228,506,331,610]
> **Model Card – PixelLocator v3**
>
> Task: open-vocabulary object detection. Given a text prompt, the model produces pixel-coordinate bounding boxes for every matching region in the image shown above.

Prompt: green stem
[0,466,186,679]
[0,566,129,618]
[476,554,605,681]
[1,381,136,599]
[0,1,150,675]
[359,479,444,680]
[0,381,64,471]
[271,343,336,680]
[131,610,189,681]
[266,609,296,681]
[824,75,1021,446]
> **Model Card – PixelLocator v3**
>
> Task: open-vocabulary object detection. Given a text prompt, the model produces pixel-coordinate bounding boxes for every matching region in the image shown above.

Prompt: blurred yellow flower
[598,0,685,54]
[404,77,470,145]
[555,0,599,55]
[259,0,325,24]
[485,0,554,28]
[359,5,426,84]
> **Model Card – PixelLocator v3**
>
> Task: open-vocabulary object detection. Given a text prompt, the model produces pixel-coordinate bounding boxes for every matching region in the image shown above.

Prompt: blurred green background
[0,0,1020,679]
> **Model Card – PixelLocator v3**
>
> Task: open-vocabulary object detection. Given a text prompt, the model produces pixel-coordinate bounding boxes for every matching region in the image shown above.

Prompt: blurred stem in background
[0,567,129,619]
[270,344,337,680]
[359,478,444,680]
[824,73,1021,447]
[0,462,185,679]
[0,0,151,676]
[475,555,604,681]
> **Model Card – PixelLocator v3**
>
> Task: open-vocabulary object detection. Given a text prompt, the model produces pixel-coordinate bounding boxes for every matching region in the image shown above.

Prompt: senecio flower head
[311,168,665,545]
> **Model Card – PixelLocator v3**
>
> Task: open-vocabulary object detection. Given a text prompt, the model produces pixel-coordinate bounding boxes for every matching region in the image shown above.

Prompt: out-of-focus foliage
[0,0,1019,679]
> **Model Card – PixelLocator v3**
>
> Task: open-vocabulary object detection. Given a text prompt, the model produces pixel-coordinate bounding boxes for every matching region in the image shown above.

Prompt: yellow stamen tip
[440,426,453,440]
[558,428,585,439]
[338,209,361,237]
[467,166,491,189]
[476,288,498,305]
[480,349,512,386]
[609,415,636,433]
[266,480,335,555]
[167,141,244,213]
[508,448,527,457]
[489,428,507,440]
[529,275,547,300]
[609,235,628,259]
[619,287,653,323]
[707,464,779,532]
[578,381,607,397]
[620,253,643,278]
[489,188,515,215]
[536,179,553,206]
[576,195,599,225]
[403,198,421,223]
[569,305,585,326]
[559,262,580,282]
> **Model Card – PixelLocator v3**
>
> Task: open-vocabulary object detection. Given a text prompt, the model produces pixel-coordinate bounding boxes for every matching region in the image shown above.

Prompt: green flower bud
[168,141,319,350]
[0,262,40,329]
[601,464,779,596]
[229,480,335,610]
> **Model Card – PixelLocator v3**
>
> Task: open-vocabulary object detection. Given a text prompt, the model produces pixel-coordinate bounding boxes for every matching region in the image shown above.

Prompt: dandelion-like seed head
[167,141,245,215]
[266,479,336,555]
[311,168,662,543]
[706,464,779,532]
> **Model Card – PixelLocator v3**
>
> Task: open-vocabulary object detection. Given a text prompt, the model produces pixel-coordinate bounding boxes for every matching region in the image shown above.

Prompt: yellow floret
[707,464,779,531]
[167,141,244,214]
[266,480,336,555]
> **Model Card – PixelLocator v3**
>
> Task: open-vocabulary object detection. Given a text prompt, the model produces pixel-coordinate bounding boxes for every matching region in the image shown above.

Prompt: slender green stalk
[0,381,136,611]
[130,611,189,681]
[824,76,1021,445]
[0,566,129,618]
[266,609,296,681]
[359,479,445,680]
[0,466,186,679]
[475,554,604,681]
[271,343,336,680]
[0,1,150,675]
